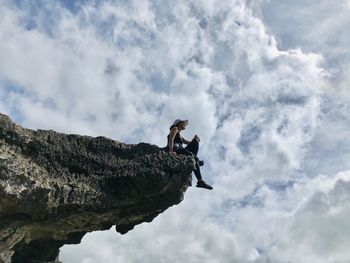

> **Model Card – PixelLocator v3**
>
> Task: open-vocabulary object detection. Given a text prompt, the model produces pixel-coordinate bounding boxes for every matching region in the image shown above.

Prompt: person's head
[172,119,188,131]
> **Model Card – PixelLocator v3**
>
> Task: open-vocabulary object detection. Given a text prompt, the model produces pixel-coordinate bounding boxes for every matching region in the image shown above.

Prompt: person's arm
[168,127,178,154]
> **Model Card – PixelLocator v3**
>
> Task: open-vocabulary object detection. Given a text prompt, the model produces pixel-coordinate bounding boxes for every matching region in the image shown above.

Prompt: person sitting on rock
[167,119,213,190]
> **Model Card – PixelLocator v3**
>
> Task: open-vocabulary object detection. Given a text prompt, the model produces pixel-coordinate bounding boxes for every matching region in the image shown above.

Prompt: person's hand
[169,150,177,155]
[194,134,200,142]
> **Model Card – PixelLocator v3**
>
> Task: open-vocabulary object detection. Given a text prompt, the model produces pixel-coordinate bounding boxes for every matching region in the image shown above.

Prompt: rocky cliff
[0,113,195,263]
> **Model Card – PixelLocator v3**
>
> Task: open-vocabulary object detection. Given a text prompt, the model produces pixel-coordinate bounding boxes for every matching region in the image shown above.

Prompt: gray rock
[0,113,195,263]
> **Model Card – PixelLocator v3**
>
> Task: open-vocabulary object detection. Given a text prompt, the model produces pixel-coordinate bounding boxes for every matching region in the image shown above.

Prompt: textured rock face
[0,113,195,263]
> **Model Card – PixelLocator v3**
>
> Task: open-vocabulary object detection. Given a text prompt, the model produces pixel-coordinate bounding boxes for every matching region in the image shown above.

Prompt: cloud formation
[0,0,349,262]
[260,0,350,177]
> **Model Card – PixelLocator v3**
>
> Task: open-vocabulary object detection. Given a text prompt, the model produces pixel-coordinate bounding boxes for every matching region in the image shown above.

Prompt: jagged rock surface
[0,113,195,263]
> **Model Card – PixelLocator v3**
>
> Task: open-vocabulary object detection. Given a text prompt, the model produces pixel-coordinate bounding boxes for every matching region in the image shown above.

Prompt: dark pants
[175,139,202,180]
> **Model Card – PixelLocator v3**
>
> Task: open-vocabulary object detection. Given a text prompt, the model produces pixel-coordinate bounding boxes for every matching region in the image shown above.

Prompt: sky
[1,0,350,262]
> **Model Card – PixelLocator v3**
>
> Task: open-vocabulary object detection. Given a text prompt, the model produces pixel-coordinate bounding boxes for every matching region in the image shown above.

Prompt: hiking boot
[196,180,213,190]
[198,160,204,166]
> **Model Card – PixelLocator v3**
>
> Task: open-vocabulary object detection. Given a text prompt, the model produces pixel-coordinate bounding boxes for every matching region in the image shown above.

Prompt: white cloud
[261,172,350,263]
[260,0,350,98]
[259,0,350,176]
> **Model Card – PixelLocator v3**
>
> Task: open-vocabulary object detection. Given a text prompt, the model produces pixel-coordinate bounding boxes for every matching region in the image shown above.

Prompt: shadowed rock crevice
[0,113,196,263]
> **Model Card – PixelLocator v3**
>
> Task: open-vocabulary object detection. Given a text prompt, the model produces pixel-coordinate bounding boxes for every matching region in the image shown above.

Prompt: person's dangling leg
[193,162,202,181]
[194,163,213,190]
[175,146,212,190]
[175,146,202,181]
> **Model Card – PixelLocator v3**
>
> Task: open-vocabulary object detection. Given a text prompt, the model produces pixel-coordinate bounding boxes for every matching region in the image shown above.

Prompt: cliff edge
[0,113,195,263]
